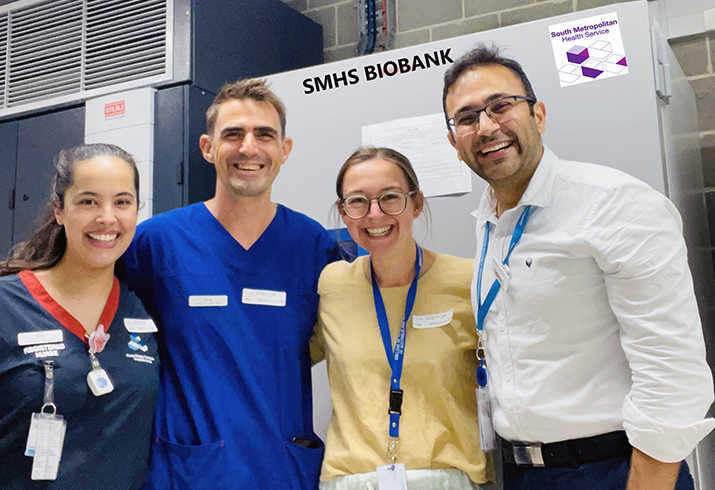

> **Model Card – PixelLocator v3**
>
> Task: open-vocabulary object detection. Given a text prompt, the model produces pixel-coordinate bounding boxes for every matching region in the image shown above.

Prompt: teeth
[236,164,261,170]
[367,226,391,236]
[88,234,117,242]
[481,141,511,154]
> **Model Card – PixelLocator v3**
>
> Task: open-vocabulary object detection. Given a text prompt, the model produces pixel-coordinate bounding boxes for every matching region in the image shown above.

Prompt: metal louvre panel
[0,0,170,115]
[0,14,7,108]
[85,0,167,90]
[7,0,82,107]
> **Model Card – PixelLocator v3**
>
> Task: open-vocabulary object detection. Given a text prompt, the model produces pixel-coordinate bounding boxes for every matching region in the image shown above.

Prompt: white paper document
[362,114,472,197]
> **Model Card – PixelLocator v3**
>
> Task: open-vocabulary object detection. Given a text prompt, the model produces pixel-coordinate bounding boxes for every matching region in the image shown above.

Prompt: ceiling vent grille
[0,0,169,114]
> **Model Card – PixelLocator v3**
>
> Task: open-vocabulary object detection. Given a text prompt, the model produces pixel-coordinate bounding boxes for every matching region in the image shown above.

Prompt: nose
[96,203,117,225]
[239,132,259,156]
[475,110,499,137]
[366,197,385,218]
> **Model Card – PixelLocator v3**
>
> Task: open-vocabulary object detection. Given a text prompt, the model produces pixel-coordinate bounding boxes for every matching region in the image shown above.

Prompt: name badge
[376,463,408,490]
[18,330,63,347]
[124,318,158,333]
[188,295,228,307]
[242,288,286,307]
[412,309,453,329]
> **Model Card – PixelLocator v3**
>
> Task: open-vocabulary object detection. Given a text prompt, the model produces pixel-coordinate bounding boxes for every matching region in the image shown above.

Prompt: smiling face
[446,64,546,187]
[54,155,138,273]
[199,98,293,201]
[340,157,422,258]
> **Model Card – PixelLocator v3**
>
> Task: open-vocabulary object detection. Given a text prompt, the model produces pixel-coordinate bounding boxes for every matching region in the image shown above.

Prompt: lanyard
[370,242,422,461]
[475,205,531,387]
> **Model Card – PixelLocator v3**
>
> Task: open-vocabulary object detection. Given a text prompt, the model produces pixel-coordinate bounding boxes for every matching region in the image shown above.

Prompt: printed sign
[104,101,126,118]
[549,12,628,88]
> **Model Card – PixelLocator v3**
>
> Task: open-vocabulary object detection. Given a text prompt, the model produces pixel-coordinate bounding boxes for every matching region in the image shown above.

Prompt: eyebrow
[345,185,404,196]
[454,92,511,116]
[219,125,279,137]
[73,191,136,198]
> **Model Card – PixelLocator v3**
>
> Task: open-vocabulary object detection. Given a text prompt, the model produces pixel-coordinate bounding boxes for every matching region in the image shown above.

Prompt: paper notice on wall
[549,11,629,88]
[361,114,472,197]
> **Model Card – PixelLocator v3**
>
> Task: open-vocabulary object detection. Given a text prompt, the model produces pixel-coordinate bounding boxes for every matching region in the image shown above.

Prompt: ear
[199,134,214,164]
[411,191,424,219]
[52,201,64,226]
[280,136,293,165]
[336,200,353,228]
[447,131,463,162]
[533,101,546,135]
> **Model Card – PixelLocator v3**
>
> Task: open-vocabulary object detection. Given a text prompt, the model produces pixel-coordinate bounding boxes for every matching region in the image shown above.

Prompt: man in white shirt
[443,44,714,490]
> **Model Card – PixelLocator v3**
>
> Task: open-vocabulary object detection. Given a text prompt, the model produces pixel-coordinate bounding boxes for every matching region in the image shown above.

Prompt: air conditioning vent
[85,0,167,90]
[7,0,83,107]
[0,0,170,115]
[0,13,7,108]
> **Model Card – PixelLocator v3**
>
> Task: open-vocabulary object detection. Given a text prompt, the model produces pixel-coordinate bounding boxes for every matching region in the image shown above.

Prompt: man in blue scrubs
[120,79,338,489]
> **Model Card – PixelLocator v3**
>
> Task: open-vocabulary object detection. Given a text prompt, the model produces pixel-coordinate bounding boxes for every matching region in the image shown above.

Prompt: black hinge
[8,189,15,210]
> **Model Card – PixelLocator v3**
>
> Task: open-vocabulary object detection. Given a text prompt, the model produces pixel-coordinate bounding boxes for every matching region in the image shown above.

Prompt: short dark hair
[206,78,287,138]
[0,144,139,276]
[442,43,537,128]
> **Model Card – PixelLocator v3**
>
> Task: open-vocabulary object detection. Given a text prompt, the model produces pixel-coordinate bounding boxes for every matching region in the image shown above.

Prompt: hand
[626,448,680,490]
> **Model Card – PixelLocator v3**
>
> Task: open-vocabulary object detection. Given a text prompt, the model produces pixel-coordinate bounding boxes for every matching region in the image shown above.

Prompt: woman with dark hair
[0,144,159,489]
[312,147,490,489]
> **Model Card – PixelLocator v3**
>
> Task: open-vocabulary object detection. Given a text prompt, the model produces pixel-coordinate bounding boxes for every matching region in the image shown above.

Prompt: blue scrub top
[120,203,338,489]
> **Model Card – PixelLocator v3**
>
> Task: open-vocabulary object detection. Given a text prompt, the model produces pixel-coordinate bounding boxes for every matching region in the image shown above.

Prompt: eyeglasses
[447,95,536,137]
[340,190,417,219]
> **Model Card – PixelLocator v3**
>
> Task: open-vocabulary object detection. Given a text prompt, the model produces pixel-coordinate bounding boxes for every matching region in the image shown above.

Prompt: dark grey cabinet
[0,107,85,257]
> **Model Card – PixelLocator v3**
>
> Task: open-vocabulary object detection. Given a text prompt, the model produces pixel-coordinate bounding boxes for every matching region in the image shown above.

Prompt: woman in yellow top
[312,147,490,489]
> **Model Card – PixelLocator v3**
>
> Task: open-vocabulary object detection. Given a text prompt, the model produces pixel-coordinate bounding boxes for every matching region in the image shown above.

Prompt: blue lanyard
[475,205,531,387]
[370,243,422,440]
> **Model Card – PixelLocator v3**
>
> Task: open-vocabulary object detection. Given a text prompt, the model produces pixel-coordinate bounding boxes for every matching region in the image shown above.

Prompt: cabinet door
[153,86,185,215]
[0,120,18,257]
[14,107,85,243]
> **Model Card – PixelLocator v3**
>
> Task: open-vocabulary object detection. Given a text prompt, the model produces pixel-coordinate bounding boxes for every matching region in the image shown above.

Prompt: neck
[205,192,277,249]
[40,257,114,299]
[369,241,417,288]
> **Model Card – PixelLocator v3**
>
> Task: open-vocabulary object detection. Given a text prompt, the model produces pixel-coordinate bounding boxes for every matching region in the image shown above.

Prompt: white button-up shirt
[472,146,714,462]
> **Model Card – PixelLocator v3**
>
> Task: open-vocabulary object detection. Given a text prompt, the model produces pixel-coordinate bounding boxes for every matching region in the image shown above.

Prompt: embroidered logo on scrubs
[127,333,148,352]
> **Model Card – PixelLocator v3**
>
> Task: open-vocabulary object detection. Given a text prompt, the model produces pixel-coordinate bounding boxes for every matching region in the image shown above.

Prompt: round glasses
[447,95,535,137]
[340,190,417,219]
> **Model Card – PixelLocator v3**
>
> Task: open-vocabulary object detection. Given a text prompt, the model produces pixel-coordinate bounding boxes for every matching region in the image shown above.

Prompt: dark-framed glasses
[447,95,536,137]
[340,190,417,219]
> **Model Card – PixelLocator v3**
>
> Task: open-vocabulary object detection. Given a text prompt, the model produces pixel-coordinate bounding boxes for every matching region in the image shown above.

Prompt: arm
[586,181,714,463]
[626,448,679,490]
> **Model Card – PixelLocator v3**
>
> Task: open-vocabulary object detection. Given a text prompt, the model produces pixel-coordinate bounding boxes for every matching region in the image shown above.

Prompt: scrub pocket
[153,436,227,490]
[284,437,324,489]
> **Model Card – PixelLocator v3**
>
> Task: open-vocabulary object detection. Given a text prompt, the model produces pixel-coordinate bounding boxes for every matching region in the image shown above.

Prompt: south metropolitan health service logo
[549,12,628,88]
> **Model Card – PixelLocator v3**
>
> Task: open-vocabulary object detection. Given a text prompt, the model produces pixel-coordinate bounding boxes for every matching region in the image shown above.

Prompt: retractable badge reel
[476,339,496,452]
[26,360,67,481]
[86,327,114,396]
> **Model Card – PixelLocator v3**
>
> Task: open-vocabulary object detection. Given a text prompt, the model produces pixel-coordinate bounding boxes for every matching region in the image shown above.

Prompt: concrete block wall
[287,0,715,276]
[670,34,715,273]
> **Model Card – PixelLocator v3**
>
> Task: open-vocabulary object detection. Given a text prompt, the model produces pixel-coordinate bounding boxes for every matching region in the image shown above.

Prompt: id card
[30,415,66,480]
[376,463,408,490]
[25,413,65,457]
[476,385,496,451]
